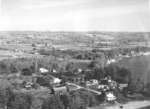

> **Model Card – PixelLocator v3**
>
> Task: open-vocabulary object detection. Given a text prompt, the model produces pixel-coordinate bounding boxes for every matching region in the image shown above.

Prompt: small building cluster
[8,67,128,103]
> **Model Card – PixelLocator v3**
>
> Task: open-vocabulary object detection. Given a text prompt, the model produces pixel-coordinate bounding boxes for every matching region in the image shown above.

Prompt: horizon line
[0,30,150,33]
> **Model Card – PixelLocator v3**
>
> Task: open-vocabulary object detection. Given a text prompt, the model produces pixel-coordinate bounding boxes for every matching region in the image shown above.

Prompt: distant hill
[0,31,150,51]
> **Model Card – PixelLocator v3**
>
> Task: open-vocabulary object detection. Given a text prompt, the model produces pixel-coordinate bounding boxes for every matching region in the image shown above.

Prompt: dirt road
[89,100,150,109]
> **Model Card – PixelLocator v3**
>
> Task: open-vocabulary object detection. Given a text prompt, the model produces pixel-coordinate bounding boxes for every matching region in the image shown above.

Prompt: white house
[39,68,49,73]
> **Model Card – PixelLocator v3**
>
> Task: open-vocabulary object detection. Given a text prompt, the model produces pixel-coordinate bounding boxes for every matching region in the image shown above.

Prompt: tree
[105,65,131,84]
[10,64,18,73]
[93,68,105,80]
[0,62,8,74]
[36,76,51,87]
[31,43,36,47]
[117,67,131,83]
[60,93,71,109]
[22,68,32,76]
[65,63,75,74]
[76,90,99,107]
[89,53,107,69]
[7,93,32,109]
[42,94,64,109]
[0,79,13,109]
[70,92,86,109]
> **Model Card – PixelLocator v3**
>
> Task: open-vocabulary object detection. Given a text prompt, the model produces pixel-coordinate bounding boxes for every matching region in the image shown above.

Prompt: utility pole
[91,34,96,49]
[51,46,56,72]
[34,53,38,73]
[52,47,56,60]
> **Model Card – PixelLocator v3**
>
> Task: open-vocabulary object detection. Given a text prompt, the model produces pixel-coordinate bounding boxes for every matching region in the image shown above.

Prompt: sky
[0,0,150,31]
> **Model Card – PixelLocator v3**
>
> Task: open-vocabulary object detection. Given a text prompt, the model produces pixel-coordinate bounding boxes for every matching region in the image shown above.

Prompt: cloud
[0,0,150,31]
[20,0,88,10]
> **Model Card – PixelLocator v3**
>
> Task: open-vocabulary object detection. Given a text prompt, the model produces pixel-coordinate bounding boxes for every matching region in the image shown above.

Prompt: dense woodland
[0,78,102,109]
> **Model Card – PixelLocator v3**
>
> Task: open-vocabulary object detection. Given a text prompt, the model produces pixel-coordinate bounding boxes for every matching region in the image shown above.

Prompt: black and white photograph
[0,0,150,109]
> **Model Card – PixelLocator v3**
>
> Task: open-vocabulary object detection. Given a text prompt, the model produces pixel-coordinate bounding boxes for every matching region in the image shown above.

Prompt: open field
[0,31,149,60]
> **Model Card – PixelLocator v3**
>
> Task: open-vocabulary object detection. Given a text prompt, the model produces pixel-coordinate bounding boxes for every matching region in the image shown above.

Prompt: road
[67,83,150,109]
[66,82,101,95]
[89,100,150,109]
